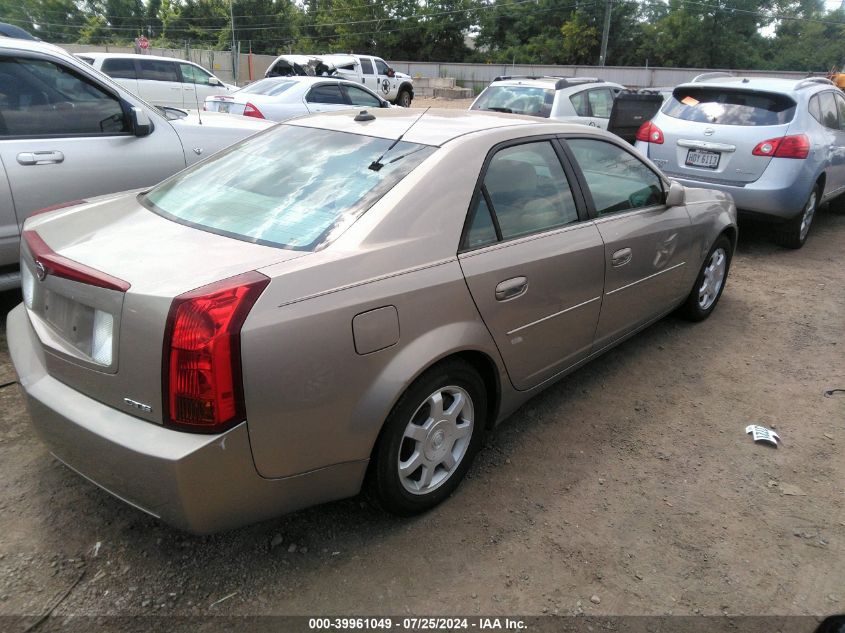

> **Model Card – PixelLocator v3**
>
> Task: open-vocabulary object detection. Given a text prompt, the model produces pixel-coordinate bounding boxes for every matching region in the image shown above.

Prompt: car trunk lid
[21,193,305,425]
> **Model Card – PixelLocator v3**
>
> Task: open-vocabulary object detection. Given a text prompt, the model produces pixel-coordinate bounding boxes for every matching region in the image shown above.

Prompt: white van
[77,53,237,108]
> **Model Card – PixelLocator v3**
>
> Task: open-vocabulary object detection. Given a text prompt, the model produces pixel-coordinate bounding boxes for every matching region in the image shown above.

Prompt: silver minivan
[78,53,237,109]
[636,75,845,248]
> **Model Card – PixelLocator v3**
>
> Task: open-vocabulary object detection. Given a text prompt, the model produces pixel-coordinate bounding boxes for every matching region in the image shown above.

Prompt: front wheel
[777,185,818,249]
[679,235,732,322]
[396,89,412,108]
[369,359,486,516]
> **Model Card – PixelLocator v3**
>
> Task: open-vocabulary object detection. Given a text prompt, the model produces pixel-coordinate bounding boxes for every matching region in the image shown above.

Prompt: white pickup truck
[265,53,414,107]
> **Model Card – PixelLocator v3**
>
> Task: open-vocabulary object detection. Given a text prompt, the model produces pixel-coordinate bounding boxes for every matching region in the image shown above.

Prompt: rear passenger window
[819,92,838,129]
[0,56,129,137]
[464,196,498,249]
[568,139,663,216]
[360,59,374,75]
[139,59,179,82]
[466,141,579,245]
[306,84,346,105]
[836,94,845,132]
[101,58,137,80]
[587,89,613,118]
[569,92,589,117]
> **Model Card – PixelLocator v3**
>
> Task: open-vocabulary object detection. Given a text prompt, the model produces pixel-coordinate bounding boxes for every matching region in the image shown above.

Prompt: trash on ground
[780,483,807,496]
[823,388,845,398]
[745,424,781,447]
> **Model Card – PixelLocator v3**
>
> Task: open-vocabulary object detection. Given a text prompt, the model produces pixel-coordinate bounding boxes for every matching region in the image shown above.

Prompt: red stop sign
[137,36,149,50]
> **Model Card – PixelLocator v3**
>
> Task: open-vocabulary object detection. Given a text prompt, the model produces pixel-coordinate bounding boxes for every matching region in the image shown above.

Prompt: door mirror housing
[664,180,685,207]
[129,106,153,137]
[208,76,222,86]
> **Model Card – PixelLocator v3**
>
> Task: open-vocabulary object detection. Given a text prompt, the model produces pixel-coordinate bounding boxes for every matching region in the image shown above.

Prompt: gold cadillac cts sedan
[7,109,737,533]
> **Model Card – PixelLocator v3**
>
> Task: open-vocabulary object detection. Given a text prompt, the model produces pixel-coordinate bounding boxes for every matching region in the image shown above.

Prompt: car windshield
[141,125,436,251]
[471,85,554,118]
[239,78,297,96]
[663,87,796,126]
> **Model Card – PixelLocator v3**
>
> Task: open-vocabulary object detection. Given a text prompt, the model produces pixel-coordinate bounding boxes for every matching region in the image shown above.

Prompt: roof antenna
[369,107,429,172]
[189,60,203,125]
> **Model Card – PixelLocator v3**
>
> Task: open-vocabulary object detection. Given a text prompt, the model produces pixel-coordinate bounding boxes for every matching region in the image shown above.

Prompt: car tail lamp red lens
[243,102,264,119]
[752,134,809,159]
[163,271,269,433]
[635,121,664,144]
[22,230,130,292]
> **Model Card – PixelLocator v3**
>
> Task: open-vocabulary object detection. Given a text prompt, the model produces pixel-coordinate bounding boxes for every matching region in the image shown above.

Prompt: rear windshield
[141,125,436,251]
[663,87,796,126]
[471,85,554,118]
[239,78,296,96]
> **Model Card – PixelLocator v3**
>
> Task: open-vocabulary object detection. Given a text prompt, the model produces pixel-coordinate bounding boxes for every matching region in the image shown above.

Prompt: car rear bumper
[7,303,367,533]
[666,174,808,220]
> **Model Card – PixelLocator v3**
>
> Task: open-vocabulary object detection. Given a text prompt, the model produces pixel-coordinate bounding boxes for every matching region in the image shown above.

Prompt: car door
[372,57,397,101]
[358,57,376,91]
[0,52,185,232]
[458,139,605,390]
[824,91,845,198]
[137,58,183,108]
[585,88,615,130]
[304,82,352,114]
[563,136,695,351]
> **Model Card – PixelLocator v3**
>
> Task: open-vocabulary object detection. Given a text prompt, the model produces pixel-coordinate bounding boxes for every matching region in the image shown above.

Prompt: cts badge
[35,260,47,281]
[123,397,153,414]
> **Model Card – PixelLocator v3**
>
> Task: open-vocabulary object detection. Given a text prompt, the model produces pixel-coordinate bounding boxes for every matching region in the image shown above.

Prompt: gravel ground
[0,209,843,625]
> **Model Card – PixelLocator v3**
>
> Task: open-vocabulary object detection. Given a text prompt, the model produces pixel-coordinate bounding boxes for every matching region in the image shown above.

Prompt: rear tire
[679,235,732,322]
[776,185,818,249]
[369,359,486,516]
[396,89,412,108]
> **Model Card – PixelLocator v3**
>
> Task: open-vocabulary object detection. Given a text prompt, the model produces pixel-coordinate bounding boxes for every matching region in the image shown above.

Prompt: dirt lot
[0,209,843,625]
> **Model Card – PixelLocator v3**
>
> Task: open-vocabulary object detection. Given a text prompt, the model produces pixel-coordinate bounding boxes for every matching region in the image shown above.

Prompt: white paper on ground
[745,424,781,447]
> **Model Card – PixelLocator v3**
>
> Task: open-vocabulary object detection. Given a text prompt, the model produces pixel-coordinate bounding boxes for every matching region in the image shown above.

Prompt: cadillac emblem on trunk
[35,261,47,281]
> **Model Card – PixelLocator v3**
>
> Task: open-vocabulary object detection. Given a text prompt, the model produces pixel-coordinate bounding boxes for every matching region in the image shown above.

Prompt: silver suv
[636,74,845,248]
[470,76,625,129]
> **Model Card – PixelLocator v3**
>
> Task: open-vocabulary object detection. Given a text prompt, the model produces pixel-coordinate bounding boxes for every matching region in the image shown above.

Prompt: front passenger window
[568,139,663,215]
[0,56,129,137]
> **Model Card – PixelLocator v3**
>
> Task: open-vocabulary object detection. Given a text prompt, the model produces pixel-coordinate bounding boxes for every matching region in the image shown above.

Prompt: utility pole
[598,0,612,67]
[230,0,238,84]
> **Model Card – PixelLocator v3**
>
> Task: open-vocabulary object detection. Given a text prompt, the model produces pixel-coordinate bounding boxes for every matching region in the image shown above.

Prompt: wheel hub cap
[698,247,727,311]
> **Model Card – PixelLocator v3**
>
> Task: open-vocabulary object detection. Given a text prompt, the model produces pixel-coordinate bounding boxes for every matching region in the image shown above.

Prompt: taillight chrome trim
[22,230,131,292]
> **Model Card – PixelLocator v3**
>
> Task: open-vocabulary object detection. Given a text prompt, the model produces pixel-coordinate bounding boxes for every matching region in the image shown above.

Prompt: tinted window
[139,59,179,82]
[306,83,346,105]
[179,63,213,86]
[471,85,554,118]
[345,84,381,107]
[836,94,845,132]
[464,196,498,249]
[360,59,374,75]
[664,87,796,126]
[568,139,663,216]
[101,58,137,80]
[480,142,579,240]
[819,92,838,129]
[143,126,435,251]
[569,91,589,117]
[808,95,822,124]
[0,56,129,137]
[587,89,613,118]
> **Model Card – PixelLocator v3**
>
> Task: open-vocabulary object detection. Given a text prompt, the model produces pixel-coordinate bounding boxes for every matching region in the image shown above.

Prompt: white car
[470,76,625,129]
[204,76,390,121]
[264,53,414,107]
[77,52,237,109]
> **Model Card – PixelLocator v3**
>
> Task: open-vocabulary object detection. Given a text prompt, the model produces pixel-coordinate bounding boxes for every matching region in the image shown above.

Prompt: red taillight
[28,199,87,218]
[22,230,130,292]
[752,134,809,159]
[635,121,664,144]
[162,271,269,433]
[242,102,264,119]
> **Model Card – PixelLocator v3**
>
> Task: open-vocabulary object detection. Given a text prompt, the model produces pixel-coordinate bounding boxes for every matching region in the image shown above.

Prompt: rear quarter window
[664,87,796,126]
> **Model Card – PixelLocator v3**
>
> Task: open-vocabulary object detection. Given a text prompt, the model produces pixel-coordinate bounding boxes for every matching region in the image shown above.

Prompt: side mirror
[208,76,222,86]
[386,68,395,78]
[664,180,685,207]
[129,106,153,137]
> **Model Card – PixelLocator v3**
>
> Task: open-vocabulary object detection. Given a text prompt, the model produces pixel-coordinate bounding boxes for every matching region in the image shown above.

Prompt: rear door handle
[17,151,64,165]
[495,276,528,301]
[612,248,632,267]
